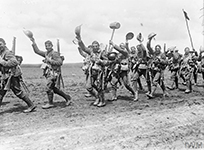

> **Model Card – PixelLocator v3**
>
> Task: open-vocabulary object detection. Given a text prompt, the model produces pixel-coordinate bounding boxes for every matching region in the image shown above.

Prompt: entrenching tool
[108,22,121,52]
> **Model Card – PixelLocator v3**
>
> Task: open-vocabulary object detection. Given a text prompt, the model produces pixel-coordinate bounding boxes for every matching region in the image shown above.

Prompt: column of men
[0,26,203,112]
[76,29,203,107]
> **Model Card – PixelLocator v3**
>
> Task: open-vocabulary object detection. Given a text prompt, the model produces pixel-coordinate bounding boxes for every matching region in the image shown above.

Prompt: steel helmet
[136,33,144,42]
[23,30,33,39]
[75,24,82,37]
[107,52,117,61]
[148,32,156,40]
[109,22,121,29]
[126,32,134,40]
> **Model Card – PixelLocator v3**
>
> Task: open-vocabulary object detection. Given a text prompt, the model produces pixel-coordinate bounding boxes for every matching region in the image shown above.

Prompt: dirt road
[0,64,204,150]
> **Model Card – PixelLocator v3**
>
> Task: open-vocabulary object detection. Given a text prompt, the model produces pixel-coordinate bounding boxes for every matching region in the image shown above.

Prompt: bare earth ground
[0,63,204,150]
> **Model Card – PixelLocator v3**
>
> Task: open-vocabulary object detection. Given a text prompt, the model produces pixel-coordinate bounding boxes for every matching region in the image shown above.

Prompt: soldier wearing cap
[0,38,36,113]
[146,33,169,98]
[30,38,71,109]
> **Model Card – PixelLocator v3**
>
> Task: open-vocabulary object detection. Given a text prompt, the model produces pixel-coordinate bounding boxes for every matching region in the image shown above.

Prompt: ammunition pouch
[120,62,129,71]
[91,64,101,76]
[40,63,50,77]
[169,64,179,71]
[138,63,147,69]
[82,64,90,74]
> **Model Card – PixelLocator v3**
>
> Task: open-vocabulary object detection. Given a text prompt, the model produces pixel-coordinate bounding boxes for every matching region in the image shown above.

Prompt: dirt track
[0,64,204,150]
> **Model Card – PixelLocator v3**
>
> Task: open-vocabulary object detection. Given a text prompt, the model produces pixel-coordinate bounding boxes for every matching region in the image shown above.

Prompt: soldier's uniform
[109,41,136,101]
[179,48,194,93]
[198,50,204,83]
[129,35,151,101]
[78,40,106,107]
[146,36,168,98]
[128,46,143,91]
[78,46,92,97]
[31,40,71,109]
[0,38,36,113]
[166,48,182,90]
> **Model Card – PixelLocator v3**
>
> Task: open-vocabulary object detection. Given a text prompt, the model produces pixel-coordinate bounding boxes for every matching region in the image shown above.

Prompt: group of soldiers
[0,23,203,113]
[0,32,72,113]
[75,25,204,107]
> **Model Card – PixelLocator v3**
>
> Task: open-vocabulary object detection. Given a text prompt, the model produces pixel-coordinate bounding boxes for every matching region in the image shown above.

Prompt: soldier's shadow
[117,95,133,101]
[54,101,72,108]
[0,104,35,115]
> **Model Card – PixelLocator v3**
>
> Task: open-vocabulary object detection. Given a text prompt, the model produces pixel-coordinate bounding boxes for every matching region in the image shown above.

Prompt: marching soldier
[128,46,144,91]
[76,37,107,107]
[179,47,195,93]
[166,47,182,90]
[128,33,151,101]
[77,46,92,97]
[146,33,169,98]
[0,38,36,113]
[29,38,72,109]
[109,40,136,101]
[198,47,204,84]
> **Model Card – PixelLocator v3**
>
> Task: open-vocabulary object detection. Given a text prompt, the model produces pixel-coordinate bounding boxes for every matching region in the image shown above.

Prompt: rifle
[9,37,30,93]
[56,39,65,89]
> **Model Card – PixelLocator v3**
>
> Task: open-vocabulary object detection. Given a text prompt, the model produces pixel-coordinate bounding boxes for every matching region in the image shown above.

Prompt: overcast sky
[0,0,203,64]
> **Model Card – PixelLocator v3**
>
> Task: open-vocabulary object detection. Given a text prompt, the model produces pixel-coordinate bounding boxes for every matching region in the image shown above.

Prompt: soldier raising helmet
[146,33,169,98]
[29,36,72,109]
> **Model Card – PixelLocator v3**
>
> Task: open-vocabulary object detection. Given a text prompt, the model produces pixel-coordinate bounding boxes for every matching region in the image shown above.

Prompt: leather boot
[54,88,71,106]
[88,88,98,99]
[137,78,143,91]
[185,81,192,94]
[97,92,106,107]
[146,85,157,99]
[93,97,100,106]
[167,82,175,90]
[42,92,54,109]
[133,90,138,101]
[0,91,6,106]
[21,95,36,113]
[175,77,179,89]
[110,88,117,101]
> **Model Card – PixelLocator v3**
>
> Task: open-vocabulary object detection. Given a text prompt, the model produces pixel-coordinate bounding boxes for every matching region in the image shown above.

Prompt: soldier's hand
[109,40,114,46]
[30,37,35,43]
[75,35,81,42]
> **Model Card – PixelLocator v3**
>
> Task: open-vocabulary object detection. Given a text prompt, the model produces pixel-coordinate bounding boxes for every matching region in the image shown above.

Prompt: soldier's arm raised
[147,39,154,57]
[109,41,128,57]
[125,41,131,54]
[76,37,91,55]
[78,47,87,58]
[30,38,46,58]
